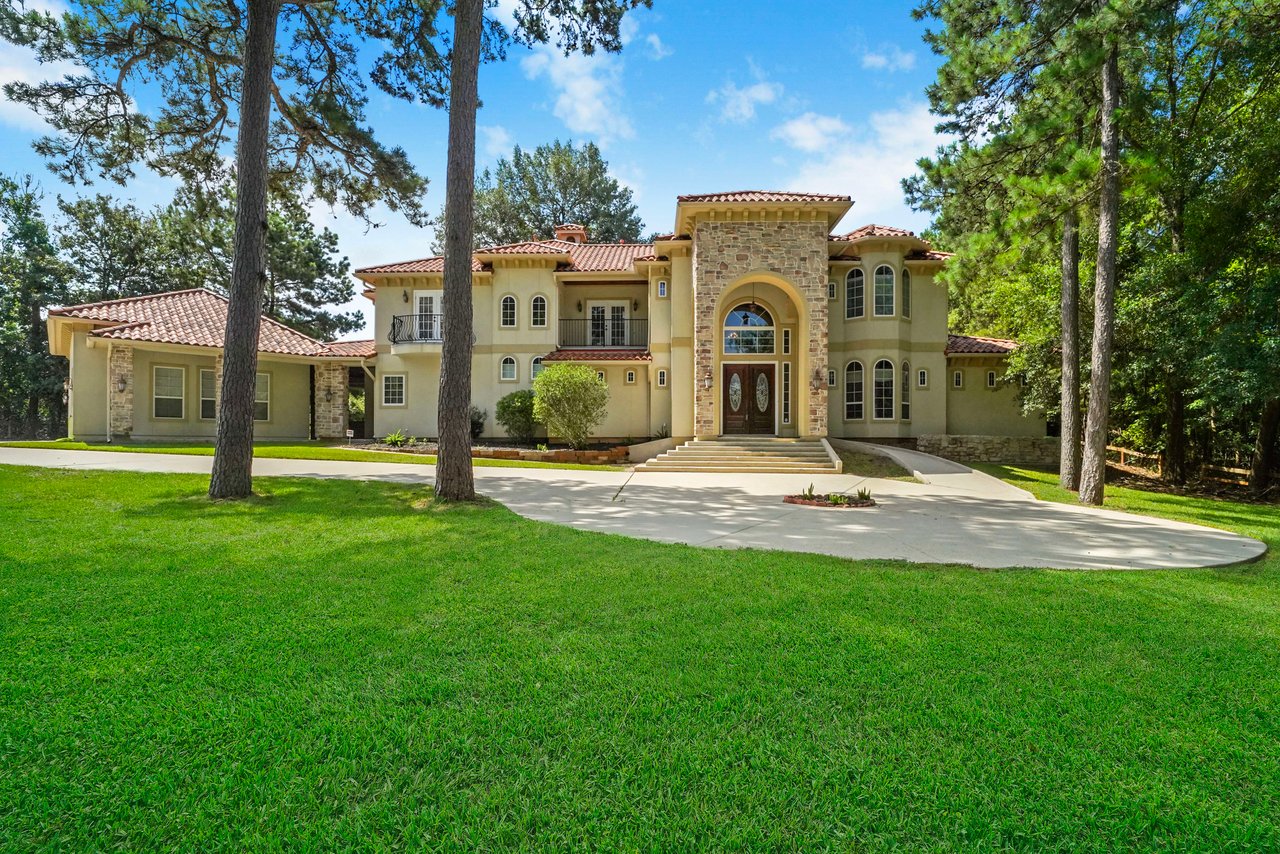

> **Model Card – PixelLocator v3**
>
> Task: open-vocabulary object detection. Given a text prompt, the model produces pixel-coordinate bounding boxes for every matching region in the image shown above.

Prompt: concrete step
[634,436,839,473]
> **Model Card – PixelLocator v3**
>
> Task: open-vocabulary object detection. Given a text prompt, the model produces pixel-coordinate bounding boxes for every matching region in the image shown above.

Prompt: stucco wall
[945,365,1046,438]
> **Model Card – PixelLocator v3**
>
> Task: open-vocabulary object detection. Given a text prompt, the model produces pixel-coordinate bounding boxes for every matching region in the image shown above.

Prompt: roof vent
[553,223,588,244]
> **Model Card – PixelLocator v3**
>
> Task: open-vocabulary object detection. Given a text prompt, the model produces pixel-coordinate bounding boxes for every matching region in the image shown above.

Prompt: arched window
[844,361,864,420]
[531,356,544,378]
[874,359,894,419]
[723,302,775,354]
[530,295,547,328]
[845,269,864,319]
[902,268,911,318]
[500,295,517,327]
[874,266,895,316]
[901,361,911,420]
[500,356,517,381]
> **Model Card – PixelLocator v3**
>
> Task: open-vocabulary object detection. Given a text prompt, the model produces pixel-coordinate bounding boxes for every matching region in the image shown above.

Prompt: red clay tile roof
[354,256,487,274]
[946,334,1018,355]
[542,348,652,363]
[323,339,377,358]
[50,289,359,359]
[548,240,655,273]
[477,241,569,255]
[677,190,851,204]
[836,224,918,241]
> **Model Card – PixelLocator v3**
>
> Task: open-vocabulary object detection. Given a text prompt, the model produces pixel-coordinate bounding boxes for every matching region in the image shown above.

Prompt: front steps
[635,436,840,473]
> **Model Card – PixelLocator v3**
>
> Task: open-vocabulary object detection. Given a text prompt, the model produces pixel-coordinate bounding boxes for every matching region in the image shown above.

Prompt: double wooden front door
[722,363,775,434]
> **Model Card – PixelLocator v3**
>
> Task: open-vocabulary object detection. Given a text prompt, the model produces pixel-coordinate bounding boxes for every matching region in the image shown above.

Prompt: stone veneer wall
[314,362,349,440]
[692,219,829,436]
[108,344,133,438]
[918,434,1060,466]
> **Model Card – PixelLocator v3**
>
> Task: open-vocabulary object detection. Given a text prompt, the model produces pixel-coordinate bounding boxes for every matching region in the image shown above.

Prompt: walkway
[0,447,1265,570]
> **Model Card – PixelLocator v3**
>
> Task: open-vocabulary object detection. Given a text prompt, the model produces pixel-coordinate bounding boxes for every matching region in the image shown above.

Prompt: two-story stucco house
[48,190,1048,465]
[355,190,1045,448]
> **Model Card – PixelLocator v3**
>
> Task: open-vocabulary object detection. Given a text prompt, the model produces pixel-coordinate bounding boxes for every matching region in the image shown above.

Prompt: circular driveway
[0,447,1265,570]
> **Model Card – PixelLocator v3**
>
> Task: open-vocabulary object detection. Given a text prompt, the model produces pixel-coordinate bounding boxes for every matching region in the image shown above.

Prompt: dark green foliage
[434,140,644,250]
[469,405,487,440]
[495,389,537,444]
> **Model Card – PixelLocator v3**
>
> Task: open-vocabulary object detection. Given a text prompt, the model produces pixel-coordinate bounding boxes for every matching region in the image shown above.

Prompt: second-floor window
[846,269,864,319]
[902,268,912,318]
[500,295,517,327]
[531,295,547,328]
[874,266,895,316]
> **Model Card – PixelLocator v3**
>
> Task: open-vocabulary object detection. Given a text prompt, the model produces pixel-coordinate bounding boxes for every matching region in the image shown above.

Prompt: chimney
[553,223,588,244]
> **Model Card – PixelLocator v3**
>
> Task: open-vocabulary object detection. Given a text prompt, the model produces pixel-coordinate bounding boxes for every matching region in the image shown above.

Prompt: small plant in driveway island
[785,485,875,509]
[532,364,609,450]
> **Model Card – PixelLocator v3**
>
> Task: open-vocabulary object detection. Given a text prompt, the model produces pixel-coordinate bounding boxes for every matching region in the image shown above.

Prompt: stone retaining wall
[918,434,1060,466]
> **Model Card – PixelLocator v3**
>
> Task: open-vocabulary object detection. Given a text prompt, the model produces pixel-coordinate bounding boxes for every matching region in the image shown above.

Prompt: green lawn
[1,465,1278,849]
[837,448,920,481]
[0,439,621,471]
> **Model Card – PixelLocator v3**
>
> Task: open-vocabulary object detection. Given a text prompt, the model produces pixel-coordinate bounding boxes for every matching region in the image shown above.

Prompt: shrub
[383,429,407,448]
[469,405,487,441]
[495,389,537,445]
[532,364,609,450]
[347,391,365,422]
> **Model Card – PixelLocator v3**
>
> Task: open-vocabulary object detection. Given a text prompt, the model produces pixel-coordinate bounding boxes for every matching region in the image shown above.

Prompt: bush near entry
[532,364,608,450]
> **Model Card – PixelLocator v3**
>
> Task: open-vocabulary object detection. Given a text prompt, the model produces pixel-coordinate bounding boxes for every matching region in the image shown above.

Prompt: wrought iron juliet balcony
[559,318,648,348]
[390,313,443,344]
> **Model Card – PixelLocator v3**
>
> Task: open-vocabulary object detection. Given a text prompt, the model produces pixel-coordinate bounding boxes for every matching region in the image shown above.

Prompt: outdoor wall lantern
[813,368,824,388]
[703,373,713,390]
[116,377,127,393]
[632,299,639,311]
[576,299,583,312]
[402,289,409,303]
[324,389,334,403]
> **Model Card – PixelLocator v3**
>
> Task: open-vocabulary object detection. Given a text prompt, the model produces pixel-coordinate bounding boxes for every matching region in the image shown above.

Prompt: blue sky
[0,0,947,337]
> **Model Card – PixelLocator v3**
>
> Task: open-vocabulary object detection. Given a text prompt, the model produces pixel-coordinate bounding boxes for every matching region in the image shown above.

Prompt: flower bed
[783,493,876,509]
[364,441,629,465]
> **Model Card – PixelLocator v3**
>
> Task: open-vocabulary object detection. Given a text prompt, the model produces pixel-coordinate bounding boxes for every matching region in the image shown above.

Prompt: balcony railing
[559,318,648,348]
[390,313,443,344]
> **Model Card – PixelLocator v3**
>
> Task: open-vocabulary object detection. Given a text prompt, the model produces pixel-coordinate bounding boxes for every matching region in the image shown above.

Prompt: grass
[836,448,920,481]
[1,465,1278,849]
[0,438,621,471]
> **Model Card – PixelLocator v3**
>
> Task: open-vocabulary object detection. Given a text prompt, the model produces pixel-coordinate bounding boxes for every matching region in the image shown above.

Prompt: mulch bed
[783,495,876,509]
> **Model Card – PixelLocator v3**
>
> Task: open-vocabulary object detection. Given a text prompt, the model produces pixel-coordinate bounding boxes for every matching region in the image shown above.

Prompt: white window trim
[499,355,518,382]
[596,370,606,383]
[987,370,998,389]
[625,370,636,384]
[953,369,964,389]
[827,369,836,387]
[499,294,518,328]
[254,371,271,423]
[900,362,911,422]
[724,303,776,356]
[531,356,544,378]
[918,368,929,389]
[846,268,866,320]
[844,360,865,422]
[657,279,668,299]
[902,269,912,320]
[657,369,668,388]
[827,280,837,300]
[382,374,406,407]
[152,365,185,420]
[873,265,896,317]
[872,359,895,421]
[782,328,791,355]
[530,294,548,328]
[199,368,217,421]
[782,362,792,425]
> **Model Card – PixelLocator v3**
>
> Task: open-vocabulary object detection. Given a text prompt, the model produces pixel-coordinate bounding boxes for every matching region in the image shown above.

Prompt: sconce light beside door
[402,289,409,303]
[703,373,713,390]
[116,376,127,393]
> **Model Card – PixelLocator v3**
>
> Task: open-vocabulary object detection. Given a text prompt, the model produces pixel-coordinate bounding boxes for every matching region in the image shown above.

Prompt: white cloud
[706,63,782,123]
[521,47,633,146]
[645,33,673,60]
[770,112,851,153]
[782,102,944,230]
[861,45,917,72]
[479,125,513,161]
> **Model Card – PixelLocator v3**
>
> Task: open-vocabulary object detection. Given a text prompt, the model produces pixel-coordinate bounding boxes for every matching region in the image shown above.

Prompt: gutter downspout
[105,340,113,444]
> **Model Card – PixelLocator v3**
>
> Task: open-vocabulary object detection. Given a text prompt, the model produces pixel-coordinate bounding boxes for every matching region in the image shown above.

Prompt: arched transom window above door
[723,302,775,354]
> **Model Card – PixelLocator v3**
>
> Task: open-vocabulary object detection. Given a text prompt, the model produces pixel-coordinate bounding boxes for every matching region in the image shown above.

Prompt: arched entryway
[712,277,809,436]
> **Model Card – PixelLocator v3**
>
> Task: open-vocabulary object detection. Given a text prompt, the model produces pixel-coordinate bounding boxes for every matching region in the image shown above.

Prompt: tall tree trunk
[1079,43,1122,506]
[209,0,281,499]
[435,0,483,502]
[1162,379,1187,484]
[1059,207,1082,490]
[1252,398,1280,495]
[26,299,42,437]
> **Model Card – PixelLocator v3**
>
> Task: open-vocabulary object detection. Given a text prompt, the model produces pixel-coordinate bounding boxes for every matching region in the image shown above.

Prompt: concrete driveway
[0,446,1265,570]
